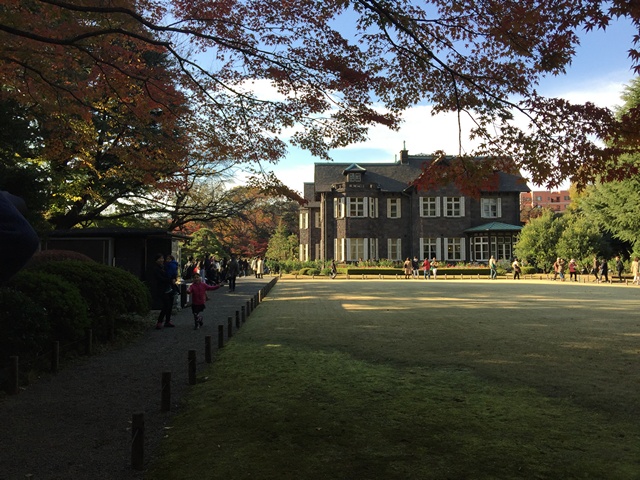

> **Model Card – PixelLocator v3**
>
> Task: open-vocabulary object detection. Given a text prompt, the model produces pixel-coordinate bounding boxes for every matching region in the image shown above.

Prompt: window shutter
[460,238,466,261]
[443,197,449,217]
[419,238,424,259]
[460,196,465,217]
[497,198,502,217]
[435,237,442,259]
[419,198,425,217]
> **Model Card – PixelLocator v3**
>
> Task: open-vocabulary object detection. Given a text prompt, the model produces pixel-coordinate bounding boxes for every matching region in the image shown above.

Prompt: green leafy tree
[181,229,226,261]
[577,77,640,256]
[266,223,299,262]
[514,209,565,272]
[555,213,610,271]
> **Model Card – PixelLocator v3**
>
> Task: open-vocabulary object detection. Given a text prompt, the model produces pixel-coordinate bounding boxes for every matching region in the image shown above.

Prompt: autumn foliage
[2,0,640,221]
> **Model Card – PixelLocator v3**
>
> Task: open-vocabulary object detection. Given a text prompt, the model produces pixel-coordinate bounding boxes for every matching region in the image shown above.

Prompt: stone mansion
[298,149,530,264]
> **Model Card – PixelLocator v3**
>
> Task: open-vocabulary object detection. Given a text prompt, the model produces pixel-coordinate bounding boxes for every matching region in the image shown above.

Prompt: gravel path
[0,276,276,480]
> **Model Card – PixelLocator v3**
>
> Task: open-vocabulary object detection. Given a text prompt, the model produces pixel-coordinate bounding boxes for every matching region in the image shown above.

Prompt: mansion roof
[307,154,529,201]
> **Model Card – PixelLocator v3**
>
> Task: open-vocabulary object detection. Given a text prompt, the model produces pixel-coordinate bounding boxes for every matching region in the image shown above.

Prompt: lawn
[146,279,640,479]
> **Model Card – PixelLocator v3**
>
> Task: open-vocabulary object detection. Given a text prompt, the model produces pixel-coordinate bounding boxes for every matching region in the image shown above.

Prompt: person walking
[568,258,578,282]
[186,273,220,329]
[599,257,609,283]
[411,256,420,279]
[403,258,412,279]
[227,254,240,292]
[153,253,176,330]
[592,256,600,283]
[422,257,431,279]
[330,259,337,279]
[615,256,624,283]
[256,257,264,279]
[512,258,521,280]
[489,255,497,279]
[431,258,439,280]
[632,257,639,285]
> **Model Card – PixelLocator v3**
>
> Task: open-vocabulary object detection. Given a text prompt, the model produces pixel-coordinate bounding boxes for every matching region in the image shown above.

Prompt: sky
[239,16,639,195]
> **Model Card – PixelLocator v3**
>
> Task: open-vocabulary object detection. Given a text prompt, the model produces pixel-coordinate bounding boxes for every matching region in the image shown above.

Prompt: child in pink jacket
[186,274,220,329]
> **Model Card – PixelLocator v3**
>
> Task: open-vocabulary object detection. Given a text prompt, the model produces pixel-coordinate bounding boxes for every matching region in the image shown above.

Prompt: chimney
[400,142,408,164]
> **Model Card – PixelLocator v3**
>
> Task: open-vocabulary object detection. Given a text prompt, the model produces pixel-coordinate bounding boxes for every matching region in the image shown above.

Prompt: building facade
[299,150,529,264]
[520,190,571,212]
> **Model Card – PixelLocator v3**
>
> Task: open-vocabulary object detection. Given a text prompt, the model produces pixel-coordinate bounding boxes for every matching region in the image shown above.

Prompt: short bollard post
[8,356,19,395]
[218,325,224,348]
[227,317,233,338]
[131,413,144,470]
[241,306,246,323]
[205,336,212,363]
[85,328,93,356]
[235,311,240,329]
[161,372,171,412]
[259,290,262,303]
[188,350,197,385]
[51,341,59,374]
[246,300,251,316]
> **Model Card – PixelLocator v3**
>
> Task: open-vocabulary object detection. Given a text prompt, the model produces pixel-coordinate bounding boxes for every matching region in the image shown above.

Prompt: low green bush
[27,249,94,267]
[0,288,50,362]
[36,260,150,339]
[8,270,90,341]
[306,268,321,276]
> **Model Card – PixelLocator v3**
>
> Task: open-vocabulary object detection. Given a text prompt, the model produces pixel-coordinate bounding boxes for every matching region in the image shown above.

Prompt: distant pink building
[520,190,571,212]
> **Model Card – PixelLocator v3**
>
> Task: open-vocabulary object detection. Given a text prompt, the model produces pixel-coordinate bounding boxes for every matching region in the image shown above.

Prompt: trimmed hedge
[0,288,50,361]
[8,270,90,341]
[35,260,150,339]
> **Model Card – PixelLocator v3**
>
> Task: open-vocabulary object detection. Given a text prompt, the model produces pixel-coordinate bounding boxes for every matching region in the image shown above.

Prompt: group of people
[518,254,640,284]
[402,257,439,279]
[154,253,267,331]
[181,255,262,285]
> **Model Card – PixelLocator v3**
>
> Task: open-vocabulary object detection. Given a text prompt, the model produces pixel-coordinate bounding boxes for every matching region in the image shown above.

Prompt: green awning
[464,222,523,233]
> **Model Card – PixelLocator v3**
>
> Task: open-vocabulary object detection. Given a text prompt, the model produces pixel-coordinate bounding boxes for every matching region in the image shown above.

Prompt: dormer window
[343,163,366,182]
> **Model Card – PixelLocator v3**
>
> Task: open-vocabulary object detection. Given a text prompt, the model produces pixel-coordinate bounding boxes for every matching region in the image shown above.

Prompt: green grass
[146,279,640,479]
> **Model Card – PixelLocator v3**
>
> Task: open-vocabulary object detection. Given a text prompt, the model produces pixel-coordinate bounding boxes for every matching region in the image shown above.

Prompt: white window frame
[420,197,440,217]
[481,197,502,218]
[299,243,309,261]
[347,197,367,218]
[369,198,378,218]
[387,198,401,219]
[419,237,440,261]
[444,196,465,217]
[387,238,402,261]
[314,211,320,228]
[444,237,466,262]
[333,197,345,218]
[299,211,309,229]
[473,236,489,262]
[346,238,367,261]
[369,238,379,260]
[495,236,512,261]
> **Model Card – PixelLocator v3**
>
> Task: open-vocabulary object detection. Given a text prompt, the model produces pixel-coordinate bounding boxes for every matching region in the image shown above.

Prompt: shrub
[306,268,321,276]
[27,249,94,267]
[0,288,50,362]
[8,270,90,341]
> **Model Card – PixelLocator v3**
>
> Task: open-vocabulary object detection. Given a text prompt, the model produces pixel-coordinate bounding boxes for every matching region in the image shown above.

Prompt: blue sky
[243,16,639,194]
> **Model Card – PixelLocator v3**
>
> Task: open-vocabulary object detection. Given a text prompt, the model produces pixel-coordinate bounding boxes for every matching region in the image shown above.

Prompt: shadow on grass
[146,280,640,480]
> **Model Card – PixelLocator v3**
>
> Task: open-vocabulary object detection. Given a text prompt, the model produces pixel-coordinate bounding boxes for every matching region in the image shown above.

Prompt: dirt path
[0,277,276,480]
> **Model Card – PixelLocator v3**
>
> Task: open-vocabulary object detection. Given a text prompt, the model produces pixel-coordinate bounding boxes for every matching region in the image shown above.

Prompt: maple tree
[208,187,299,257]
[2,0,640,202]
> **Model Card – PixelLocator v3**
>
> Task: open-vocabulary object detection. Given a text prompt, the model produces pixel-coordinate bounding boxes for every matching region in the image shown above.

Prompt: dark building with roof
[299,149,530,264]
